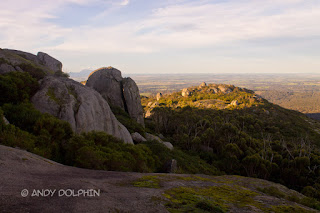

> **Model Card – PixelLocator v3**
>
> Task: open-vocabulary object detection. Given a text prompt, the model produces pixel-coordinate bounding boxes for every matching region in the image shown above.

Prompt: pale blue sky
[0,0,319,73]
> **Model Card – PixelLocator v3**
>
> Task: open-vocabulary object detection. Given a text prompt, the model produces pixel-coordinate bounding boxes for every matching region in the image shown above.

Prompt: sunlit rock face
[32,76,133,144]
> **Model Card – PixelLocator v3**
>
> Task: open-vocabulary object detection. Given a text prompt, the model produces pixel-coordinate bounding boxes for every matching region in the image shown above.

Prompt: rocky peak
[181,83,236,97]
[199,82,207,88]
[86,67,144,127]
[88,67,122,80]
[0,49,63,75]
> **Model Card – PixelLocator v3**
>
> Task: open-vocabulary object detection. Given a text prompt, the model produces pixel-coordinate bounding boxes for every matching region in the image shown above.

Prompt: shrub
[0,72,39,105]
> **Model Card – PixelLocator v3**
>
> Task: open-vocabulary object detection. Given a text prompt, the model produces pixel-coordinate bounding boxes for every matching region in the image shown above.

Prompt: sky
[0,0,320,74]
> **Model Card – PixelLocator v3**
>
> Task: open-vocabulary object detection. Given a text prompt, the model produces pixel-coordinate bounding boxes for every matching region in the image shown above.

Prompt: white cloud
[47,0,320,54]
[0,0,320,72]
[120,0,129,6]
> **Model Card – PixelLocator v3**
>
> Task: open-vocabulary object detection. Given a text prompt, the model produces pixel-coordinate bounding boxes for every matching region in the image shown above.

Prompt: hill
[0,145,318,213]
[1,49,320,211]
[142,82,320,207]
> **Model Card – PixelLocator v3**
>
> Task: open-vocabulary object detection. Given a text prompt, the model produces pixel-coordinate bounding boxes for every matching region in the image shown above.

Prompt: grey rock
[1,49,39,66]
[145,133,174,150]
[131,132,147,143]
[2,116,9,125]
[212,87,219,93]
[14,66,23,72]
[32,76,133,144]
[162,142,174,150]
[156,93,162,101]
[37,52,62,73]
[122,78,144,126]
[86,67,125,109]
[0,49,65,75]
[181,88,192,97]
[158,133,165,140]
[0,63,16,74]
[145,102,159,118]
[164,159,177,173]
[218,85,233,94]
[145,133,162,142]
[86,67,144,126]
[199,82,207,88]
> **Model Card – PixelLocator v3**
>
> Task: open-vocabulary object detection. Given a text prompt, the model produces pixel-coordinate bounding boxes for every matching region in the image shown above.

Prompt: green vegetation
[1,69,320,211]
[142,84,320,206]
[257,186,286,198]
[46,87,64,106]
[133,175,161,188]
[111,105,145,134]
[163,185,258,212]
[0,71,220,174]
[0,72,39,105]
[18,63,46,79]
[164,185,318,213]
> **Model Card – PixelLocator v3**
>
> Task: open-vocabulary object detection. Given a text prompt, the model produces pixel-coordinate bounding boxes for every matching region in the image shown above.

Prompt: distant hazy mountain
[69,69,92,79]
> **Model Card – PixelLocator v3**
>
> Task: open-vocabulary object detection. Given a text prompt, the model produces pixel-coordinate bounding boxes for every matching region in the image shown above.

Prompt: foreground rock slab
[0,145,317,213]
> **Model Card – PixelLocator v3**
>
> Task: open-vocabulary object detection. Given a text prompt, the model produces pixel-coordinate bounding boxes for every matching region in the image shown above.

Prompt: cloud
[120,0,129,6]
[1,0,320,67]
[47,0,320,54]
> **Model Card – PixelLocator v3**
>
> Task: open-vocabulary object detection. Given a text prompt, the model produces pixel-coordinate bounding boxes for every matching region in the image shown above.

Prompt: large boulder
[145,133,173,150]
[199,82,207,88]
[37,52,62,73]
[164,159,177,173]
[122,78,144,126]
[181,88,192,97]
[131,132,147,143]
[0,49,63,75]
[86,67,124,109]
[218,85,233,94]
[86,67,144,127]
[31,76,133,144]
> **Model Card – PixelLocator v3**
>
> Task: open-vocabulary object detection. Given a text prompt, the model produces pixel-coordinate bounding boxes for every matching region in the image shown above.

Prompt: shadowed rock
[145,133,174,150]
[123,78,144,126]
[86,67,144,127]
[37,52,62,73]
[131,132,147,143]
[164,159,177,173]
[0,63,16,74]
